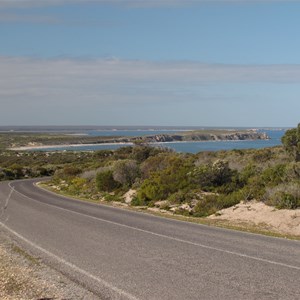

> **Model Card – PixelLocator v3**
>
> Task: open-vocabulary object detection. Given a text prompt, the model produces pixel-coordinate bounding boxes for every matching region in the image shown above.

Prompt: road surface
[0,179,300,299]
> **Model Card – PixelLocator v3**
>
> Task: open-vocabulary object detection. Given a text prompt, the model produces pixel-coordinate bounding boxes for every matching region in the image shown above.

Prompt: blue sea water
[30,128,286,154]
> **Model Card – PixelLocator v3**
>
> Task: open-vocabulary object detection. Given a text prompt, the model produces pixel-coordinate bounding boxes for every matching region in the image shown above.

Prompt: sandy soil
[123,189,136,204]
[209,200,300,236]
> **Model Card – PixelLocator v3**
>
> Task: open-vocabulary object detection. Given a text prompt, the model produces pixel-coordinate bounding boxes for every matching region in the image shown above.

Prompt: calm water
[30,128,286,154]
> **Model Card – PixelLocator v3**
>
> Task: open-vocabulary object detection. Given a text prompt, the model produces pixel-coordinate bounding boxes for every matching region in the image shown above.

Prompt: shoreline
[9,139,274,151]
[9,142,135,151]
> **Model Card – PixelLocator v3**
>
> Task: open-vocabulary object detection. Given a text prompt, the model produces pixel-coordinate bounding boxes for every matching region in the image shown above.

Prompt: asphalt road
[1,178,300,300]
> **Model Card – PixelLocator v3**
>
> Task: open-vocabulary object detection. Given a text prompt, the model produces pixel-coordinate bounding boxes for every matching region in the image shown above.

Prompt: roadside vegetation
[1,124,300,218]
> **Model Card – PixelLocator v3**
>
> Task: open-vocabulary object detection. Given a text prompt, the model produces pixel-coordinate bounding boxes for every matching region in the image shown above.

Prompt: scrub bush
[96,170,120,192]
[113,160,140,187]
[264,183,300,209]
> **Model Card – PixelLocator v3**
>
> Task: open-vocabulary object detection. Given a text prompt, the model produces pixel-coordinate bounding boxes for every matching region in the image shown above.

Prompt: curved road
[1,179,300,299]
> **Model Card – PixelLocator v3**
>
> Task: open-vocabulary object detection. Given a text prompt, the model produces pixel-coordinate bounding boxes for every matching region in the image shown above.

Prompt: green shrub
[131,196,147,206]
[261,164,287,186]
[252,149,273,163]
[264,183,300,209]
[103,193,122,202]
[285,162,300,180]
[167,190,192,204]
[113,146,134,159]
[35,167,52,176]
[10,163,24,179]
[137,156,192,203]
[282,123,300,161]
[140,153,177,179]
[239,164,258,185]
[216,191,241,209]
[54,166,82,180]
[96,170,120,192]
[192,195,219,217]
[0,168,15,180]
[190,160,235,190]
[241,175,266,200]
[113,160,140,187]
[131,145,152,163]
[68,177,88,195]
[277,193,299,209]
[192,192,241,217]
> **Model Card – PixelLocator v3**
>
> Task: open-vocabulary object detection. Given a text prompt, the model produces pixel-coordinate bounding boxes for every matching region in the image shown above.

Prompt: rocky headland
[76,130,269,145]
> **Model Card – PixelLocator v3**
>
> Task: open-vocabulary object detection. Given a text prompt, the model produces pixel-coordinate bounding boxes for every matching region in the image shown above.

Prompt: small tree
[282,123,300,162]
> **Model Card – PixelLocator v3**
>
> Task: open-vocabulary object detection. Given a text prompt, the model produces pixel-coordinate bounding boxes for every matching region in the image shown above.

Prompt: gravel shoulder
[0,229,100,300]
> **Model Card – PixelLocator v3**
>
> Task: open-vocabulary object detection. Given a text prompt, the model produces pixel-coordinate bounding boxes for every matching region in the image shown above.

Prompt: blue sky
[1,0,300,127]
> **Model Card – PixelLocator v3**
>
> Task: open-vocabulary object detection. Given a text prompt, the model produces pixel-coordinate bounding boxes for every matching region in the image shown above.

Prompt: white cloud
[1,56,300,125]
[1,56,300,107]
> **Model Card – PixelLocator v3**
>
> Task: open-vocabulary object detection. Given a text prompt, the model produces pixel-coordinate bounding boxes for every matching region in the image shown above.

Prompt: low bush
[96,170,120,192]
[192,192,241,217]
[131,196,147,206]
[167,190,193,204]
[261,164,287,186]
[190,160,235,190]
[137,156,192,203]
[192,195,219,217]
[264,183,300,209]
[113,159,140,187]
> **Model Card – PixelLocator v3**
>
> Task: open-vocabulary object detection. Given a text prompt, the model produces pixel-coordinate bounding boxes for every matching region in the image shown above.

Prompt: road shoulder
[0,229,100,300]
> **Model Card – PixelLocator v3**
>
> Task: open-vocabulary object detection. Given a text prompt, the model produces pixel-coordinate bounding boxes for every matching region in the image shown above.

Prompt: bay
[30,128,286,154]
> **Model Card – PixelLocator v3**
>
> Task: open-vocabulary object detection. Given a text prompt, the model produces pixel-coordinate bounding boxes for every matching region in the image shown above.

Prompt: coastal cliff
[127,130,269,144]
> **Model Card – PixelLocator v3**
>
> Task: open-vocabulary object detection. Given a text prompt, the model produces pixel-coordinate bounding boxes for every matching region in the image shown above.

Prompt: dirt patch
[209,200,300,236]
[123,189,136,204]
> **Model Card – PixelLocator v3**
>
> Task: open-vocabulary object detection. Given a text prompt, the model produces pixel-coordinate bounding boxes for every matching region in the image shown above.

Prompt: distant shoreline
[6,128,274,152]
[9,142,135,151]
[9,139,273,151]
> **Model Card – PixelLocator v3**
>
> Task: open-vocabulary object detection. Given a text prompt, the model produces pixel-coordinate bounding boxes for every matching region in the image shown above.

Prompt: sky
[1,0,300,127]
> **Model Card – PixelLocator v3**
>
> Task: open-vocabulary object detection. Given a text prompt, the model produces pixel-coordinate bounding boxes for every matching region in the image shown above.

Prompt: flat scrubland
[0,132,120,150]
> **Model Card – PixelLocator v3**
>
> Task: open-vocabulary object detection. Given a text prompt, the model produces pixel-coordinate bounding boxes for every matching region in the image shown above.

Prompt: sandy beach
[9,142,134,151]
